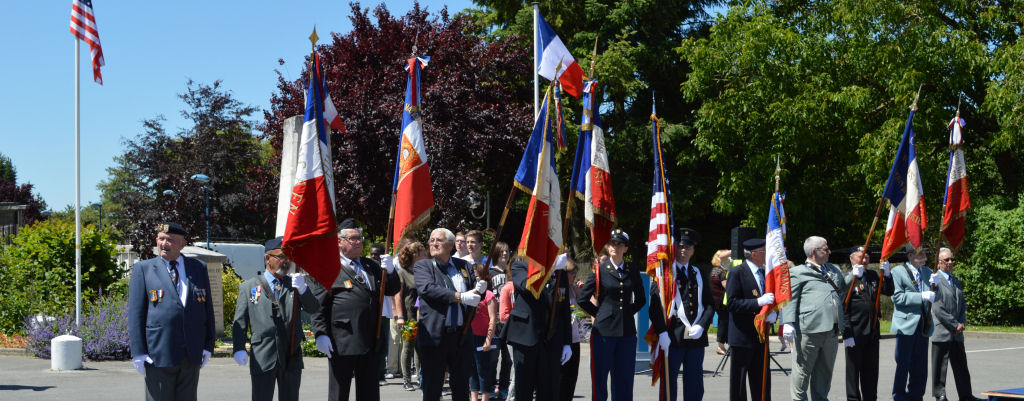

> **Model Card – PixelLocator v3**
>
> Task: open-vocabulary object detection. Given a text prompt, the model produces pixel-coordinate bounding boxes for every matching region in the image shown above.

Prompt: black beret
[609,229,630,244]
[742,238,766,250]
[156,222,187,237]
[676,227,701,246]
[338,217,358,230]
[264,236,283,252]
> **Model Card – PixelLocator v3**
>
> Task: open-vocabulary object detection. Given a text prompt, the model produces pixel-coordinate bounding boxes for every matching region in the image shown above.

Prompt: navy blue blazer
[503,261,571,348]
[414,256,476,347]
[128,256,216,367]
[725,260,766,348]
[310,256,400,355]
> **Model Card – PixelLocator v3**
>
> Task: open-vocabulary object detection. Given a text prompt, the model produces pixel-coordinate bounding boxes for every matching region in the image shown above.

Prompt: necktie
[169,261,180,292]
[446,264,460,328]
[757,267,765,292]
[352,259,369,288]
[272,278,282,299]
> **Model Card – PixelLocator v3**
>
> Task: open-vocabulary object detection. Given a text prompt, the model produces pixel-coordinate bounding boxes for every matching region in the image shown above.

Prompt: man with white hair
[930,248,983,401]
[890,246,936,401]
[415,228,486,401]
[781,236,850,401]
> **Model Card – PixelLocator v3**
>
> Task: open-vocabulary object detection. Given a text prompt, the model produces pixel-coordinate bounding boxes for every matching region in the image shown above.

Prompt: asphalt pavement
[1,333,1021,400]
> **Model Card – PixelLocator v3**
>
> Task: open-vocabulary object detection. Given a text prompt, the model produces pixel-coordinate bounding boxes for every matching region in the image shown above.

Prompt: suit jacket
[310,256,400,355]
[648,263,715,347]
[577,259,646,337]
[842,269,894,339]
[232,272,320,374]
[503,260,571,348]
[930,272,965,342]
[128,256,216,367]
[890,263,934,337]
[782,261,849,335]
[413,256,476,347]
[725,260,765,348]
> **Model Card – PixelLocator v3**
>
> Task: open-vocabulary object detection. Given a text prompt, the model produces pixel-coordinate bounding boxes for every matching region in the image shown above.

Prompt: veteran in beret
[127,222,216,401]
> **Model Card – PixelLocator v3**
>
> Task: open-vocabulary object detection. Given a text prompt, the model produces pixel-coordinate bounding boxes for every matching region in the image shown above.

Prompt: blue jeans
[470,335,498,392]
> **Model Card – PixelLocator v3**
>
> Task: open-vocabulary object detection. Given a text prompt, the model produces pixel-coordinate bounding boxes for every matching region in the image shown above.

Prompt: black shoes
[403,382,417,391]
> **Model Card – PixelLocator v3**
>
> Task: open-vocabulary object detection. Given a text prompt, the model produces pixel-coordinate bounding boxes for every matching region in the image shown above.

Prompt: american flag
[644,101,674,399]
[70,0,105,85]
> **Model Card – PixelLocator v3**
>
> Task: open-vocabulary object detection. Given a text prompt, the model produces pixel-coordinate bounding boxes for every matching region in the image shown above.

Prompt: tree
[679,1,1021,249]
[0,153,15,183]
[0,152,46,225]
[99,80,276,256]
[261,2,533,236]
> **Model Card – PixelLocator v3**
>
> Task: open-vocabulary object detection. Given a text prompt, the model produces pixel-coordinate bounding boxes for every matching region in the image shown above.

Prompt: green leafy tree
[0,219,119,333]
[0,153,15,183]
[956,195,1024,325]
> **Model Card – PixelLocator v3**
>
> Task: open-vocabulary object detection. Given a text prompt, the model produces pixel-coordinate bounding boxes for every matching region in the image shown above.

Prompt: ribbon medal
[460,269,469,279]
[251,285,261,304]
[196,288,206,303]
[343,280,354,289]
[149,289,158,302]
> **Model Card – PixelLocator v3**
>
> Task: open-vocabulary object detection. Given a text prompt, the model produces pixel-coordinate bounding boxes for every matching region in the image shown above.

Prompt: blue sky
[0,0,473,210]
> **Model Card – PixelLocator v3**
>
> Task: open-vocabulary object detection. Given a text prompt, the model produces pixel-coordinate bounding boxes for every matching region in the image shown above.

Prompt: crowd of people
[126,222,986,401]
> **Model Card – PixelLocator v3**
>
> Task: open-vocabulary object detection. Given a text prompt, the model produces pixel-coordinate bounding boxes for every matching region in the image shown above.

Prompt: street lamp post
[190,174,211,249]
[90,202,102,231]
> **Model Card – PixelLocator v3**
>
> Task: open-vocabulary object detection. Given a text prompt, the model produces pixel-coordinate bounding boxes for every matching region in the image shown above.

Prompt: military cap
[156,222,187,236]
[264,236,284,252]
[609,229,630,244]
[338,217,359,230]
[742,238,766,250]
[676,227,701,246]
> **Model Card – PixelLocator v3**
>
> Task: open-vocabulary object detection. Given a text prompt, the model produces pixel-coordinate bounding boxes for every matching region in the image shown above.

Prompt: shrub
[222,264,244,329]
[22,295,130,361]
[956,194,1024,326]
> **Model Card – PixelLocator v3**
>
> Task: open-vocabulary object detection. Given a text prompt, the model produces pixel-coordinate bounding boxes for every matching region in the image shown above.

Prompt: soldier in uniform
[726,238,775,401]
[577,229,646,401]
[843,247,894,401]
[232,237,321,401]
[649,228,715,401]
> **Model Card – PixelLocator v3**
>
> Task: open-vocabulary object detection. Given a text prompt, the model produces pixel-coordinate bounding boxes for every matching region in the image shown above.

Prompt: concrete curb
[0,347,29,356]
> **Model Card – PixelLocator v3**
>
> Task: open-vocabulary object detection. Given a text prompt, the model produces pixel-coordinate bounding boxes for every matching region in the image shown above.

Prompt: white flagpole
[74,38,82,327]
[533,2,539,119]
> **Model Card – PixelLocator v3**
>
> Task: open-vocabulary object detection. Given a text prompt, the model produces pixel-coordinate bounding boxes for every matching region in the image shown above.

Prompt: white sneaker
[385,373,395,379]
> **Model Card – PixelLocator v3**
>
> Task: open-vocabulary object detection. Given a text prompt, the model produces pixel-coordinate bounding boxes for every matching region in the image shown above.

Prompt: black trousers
[558,342,580,401]
[145,355,201,401]
[498,337,513,391]
[250,364,301,401]
[729,345,771,401]
[327,352,380,401]
[845,335,880,401]
[932,341,973,399]
[716,310,730,344]
[512,340,563,401]
[418,331,473,401]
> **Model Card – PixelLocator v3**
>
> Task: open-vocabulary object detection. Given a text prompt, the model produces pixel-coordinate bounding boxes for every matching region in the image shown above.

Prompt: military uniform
[843,268,894,401]
[726,238,772,401]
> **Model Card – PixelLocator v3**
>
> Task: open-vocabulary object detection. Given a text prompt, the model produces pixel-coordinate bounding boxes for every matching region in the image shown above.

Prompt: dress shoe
[936,395,949,401]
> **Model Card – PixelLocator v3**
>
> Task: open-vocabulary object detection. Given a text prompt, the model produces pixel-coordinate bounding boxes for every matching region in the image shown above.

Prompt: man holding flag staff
[726,238,774,401]
[843,247,894,401]
[649,228,714,401]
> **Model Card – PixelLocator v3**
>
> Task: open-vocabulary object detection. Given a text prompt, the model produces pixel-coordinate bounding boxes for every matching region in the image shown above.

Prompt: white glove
[782,324,795,342]
[290,273,307,294]
[688,325,704,339]
[657,331,671,357]
[381,254,396,274]
[560,344,572,365]
[554,253,567,271]
[315,335,334,356]
[233,350,248,366]
[474,280,488,295]
[880,260,891,276]
[766,312,778,323]
[852,265,865,278]
[929,273,940,285]
[921,291,936,302]
[843,337,856,348]
[132,354,152,376]
[757,293,775,306]
[201,350,211,368]
[460,291,482,306]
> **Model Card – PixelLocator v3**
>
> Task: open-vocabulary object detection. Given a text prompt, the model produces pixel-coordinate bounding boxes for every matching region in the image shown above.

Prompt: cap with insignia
[264,236,284,252]
[338,217,359,230]
[676,228,701,246]
[156,222,188,237]
[742,238,766,250]
[609,229,630,244]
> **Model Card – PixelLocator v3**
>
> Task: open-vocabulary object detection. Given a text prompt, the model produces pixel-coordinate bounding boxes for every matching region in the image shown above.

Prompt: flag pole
[74,37,83,328]
[532,2,540,119]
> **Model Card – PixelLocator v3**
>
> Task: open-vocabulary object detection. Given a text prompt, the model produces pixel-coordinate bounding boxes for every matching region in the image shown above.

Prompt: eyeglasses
[817,246,831,252]
[342,235,363,242]
[268,253,291,262]
[941,257,954,262]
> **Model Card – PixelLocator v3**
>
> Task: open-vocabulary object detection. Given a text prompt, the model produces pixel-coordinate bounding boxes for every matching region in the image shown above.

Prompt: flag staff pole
[533,2,540,119]
[560,39,599,255]
[386,39,419,255]
[74,37,83,328]
[651,96,672,401]
[759,157,782,401]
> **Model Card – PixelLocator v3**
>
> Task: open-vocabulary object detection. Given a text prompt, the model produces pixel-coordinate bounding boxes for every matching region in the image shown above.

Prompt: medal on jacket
[196,288,207,303]
[250,286,261,304]
[149,289,159,303]
[460,269,469,279]
[343,280,354,289]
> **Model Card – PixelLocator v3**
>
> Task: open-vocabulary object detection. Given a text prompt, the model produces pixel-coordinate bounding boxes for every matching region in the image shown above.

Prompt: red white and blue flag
[390,56,434,250]
[70,0,104,85]
[644,102,674,395]
[283,52,341,289]
[941,115,970,250]
[570,80,616,253]
[305,53,345,132]
[880,109,927,260]
[756,191,790,339]
[536,14,584,98]
[514,86,563,298]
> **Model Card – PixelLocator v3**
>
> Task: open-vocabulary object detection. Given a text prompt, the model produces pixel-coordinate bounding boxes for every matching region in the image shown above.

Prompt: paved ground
[1,334,1021,400]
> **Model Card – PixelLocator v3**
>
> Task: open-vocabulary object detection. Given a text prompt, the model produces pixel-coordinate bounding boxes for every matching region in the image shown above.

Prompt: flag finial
[309,27,319,49]
[587,35,599,79]
[910,83,923,111]
[774,156,781,193]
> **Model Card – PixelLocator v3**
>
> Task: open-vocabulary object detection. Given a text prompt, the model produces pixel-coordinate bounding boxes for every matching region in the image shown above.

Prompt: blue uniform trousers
[668,346,705,401]
[893,334,929,401]
[588,334,636,401]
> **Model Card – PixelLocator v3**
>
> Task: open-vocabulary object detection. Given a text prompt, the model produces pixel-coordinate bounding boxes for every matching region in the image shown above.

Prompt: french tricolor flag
[880,109,928,260]
[283,53,342,289]
[537,14,585,98]
[941,116,970,250]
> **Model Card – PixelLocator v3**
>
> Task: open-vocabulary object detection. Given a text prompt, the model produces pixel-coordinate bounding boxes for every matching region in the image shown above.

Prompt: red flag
[70,0,105,85]
[941,116,970,250]
[391,56,434,249]
[282,52,341,289]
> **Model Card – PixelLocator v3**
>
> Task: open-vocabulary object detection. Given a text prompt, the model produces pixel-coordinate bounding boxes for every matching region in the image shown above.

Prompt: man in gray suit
[128,222,215,401]
[930,248,984,401]
[781,236,849,401]
[891,246,936,401]
[232,237,320,401]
